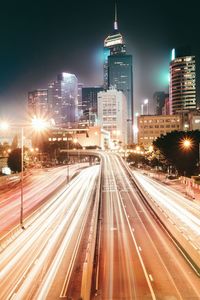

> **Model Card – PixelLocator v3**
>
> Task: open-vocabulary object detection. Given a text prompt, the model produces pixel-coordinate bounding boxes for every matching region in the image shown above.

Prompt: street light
[181,138,193,150]
[0,118,48,229]
[181,137,200,170]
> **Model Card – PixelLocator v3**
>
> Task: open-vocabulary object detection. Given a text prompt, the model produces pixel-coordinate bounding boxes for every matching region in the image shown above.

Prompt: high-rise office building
[103,4,126,89]
[28,89,48,118]
[48,72,78,126]
[169,47,196,114]
[153,91,169,115]
[103,4,133,143]
[97,89,127,144]
[81,86,103,125]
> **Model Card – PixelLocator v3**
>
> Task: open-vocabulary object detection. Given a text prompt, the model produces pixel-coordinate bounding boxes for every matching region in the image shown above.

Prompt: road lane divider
[80,161,102,300]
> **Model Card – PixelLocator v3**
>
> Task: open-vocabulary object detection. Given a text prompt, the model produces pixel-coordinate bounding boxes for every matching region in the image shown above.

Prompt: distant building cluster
[137,46,198,147]
[27,6,198,150]
[27,4,133,148]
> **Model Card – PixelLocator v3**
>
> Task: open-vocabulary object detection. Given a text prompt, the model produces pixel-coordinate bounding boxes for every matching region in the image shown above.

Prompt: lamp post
[181,137,193,177]
[0,117,48,229]
[73,137,79,163]
[20,127,24,229]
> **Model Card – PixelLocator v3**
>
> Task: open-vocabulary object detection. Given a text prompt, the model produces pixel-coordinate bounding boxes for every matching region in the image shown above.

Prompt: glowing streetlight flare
[181,138,193,150]
[0,122,9,130]
[31,117,48,131]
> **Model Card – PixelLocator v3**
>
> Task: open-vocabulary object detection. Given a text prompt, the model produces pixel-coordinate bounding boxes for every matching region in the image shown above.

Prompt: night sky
[0,0,199,120]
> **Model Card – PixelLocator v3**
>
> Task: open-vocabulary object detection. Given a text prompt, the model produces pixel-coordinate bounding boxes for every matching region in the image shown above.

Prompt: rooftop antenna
[114,1,118,30]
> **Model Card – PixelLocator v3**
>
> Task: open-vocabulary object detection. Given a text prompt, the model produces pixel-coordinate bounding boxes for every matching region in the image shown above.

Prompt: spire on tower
[114,1,118,30]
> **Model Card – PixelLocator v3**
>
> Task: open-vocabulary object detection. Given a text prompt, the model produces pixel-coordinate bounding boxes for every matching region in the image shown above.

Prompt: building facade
[153,91,169,115]
[28,89,48,118]
[45,126,110,150]
[108,54,133,143]
[97,89,127,144]
[169,48,196,114]
[103,5,133,144]
[138,114,182,147]
[81,86,103,125]
[48,72,78,126]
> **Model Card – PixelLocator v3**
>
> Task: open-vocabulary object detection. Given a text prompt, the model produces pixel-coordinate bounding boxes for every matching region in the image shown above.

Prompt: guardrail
[80,161,102,300]
[121,158,200,277]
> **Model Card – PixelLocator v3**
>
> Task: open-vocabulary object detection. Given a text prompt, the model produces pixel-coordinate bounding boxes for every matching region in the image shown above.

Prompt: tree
[153,130,200,176]
[126,152,148,167]
[7,148,22,173]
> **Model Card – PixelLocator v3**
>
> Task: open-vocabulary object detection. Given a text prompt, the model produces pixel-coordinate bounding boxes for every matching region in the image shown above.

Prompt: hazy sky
[0,0,199,120]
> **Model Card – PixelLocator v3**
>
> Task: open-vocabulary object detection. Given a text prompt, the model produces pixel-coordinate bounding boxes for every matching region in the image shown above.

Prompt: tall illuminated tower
[103,3,133,144]
[169,47,196,114]
[48,72,78,126]
[103,3,126,88]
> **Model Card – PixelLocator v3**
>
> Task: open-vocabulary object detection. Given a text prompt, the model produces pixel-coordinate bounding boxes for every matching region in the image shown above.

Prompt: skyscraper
[48,72,78,126]
[103,3,133,143]
[28,89,48,118]
[169,48,196,114]
[103,4,126,89]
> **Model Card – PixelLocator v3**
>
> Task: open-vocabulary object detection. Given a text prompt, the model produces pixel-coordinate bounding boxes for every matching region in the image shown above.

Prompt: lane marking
[118,193,156,300]
[149,274,154,282]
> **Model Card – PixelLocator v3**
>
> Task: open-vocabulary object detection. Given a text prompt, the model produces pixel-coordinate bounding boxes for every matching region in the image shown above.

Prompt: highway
[1,152,200,299]
[95,152,200,299]
[0,165,99,299]
[133,170,200,250]
[0,163,88,236]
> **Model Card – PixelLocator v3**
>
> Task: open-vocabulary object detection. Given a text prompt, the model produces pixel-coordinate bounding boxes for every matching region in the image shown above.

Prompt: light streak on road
[0,164,88,236]
[0,165,99,299]
[97,152,155,299]
[95,153,200,299]
[133,171,200,249]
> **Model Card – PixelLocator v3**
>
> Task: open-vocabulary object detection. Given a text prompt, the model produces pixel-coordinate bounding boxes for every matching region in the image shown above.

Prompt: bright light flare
[180,138,193,150]
[73,138,78,144]
[31,117,48,131]
[0,122,9,130]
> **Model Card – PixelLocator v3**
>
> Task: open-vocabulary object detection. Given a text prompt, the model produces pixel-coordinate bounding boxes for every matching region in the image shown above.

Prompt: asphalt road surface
[95,153,200,299]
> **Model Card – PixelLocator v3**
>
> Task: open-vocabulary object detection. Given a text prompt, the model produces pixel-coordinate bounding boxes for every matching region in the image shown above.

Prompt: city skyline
[0,0,199,120]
